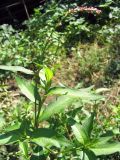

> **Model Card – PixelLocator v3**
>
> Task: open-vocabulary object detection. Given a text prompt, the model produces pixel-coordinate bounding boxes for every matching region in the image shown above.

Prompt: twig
[22,0,30,19]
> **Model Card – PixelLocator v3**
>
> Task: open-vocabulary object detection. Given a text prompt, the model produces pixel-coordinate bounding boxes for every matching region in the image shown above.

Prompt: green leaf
[28,128,56,138]
[0,129,21,145]
[99,0,113,8]
[5,122,21,132]
[71,123,88,144]
[29,128,70,148]
[0,65,34,75]
[39,67,53,88]
[84,154,89,160]
[92,136,113,146]
[71,114,94,144]
[48,87,103,103]
[84,150,96,160]
[90,142,120,156]
[15,76,40,102]
[82,113,94,138]
[32,137,61,148]
[19,141,29,158]
[39,96,78,121]
[0,114,5,129]
[45,67,53,82]
[96,88,110,93]
[39,69,46,87]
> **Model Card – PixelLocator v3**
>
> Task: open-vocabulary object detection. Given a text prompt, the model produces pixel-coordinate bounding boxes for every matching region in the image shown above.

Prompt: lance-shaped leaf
[32,137,69,148]
[44,67,53,82]
[71,123,89,144]
[32,137,60,148]
[48,87,103,103]
[39,96,78,122]
[29,128,70,148]
[90,142,120,156]
[5,122,21,132]
[71,113,94,144]
[82,113,94,138]
[84,150,97,160]
[15,76,40,102]
[39,67,53,88]
[0,129,21,145]
[91,136,113,146]
[99,0,113,8]
[19,141,29,158]
[0,65,34,75]
[96,88,110,93]
[90,136,120,156]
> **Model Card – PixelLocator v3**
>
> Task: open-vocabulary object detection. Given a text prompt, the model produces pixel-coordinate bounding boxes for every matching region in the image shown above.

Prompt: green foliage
[0,65,119,159]
[0,0,107,70]
[0,65,34,75]
[72,114,120,158]
[39,95,77,122]
[97,1,120,79]
[0,0,120,159]
[0,0,119,80]
[73,43,110,85]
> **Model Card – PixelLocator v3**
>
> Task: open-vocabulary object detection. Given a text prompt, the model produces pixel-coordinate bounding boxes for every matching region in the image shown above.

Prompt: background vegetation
[0,0,120,159]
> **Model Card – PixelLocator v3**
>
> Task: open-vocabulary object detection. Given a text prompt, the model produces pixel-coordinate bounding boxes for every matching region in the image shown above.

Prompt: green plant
[71,113,120,159]
[0,0,104,70]
[0,65,120,159]
[73,43,110,85]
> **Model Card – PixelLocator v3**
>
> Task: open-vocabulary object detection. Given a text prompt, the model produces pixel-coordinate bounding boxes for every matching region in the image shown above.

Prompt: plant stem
[41,29,55,61]
[34,83,38,128]
[82,152,85,160]
[22,0,30,19]
[36,100,42,126]
[36,94,47,124]
[45,147,57,155]
[34,99,37,128]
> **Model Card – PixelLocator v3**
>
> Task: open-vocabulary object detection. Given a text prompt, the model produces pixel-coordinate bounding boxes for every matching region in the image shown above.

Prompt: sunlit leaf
[0,65,34,75]
[99,0,113,8]
[45,67,53,82]
[91,136,113,146]
[90,136,120,156]
[71,123,88,144]
[82,113,94,138]
[39,69,46,87]
[39,67,53,88]
[0,129,21,145]
[90,142,120,156]
[29,128,70,148]
[19,141,29,158]
[96,88,110,93]
[32,137,61,148]
[5,122,21,132]
[0,114,5,129]
[15,76,40,102]
[39,96,78,121]
[48,87,103,103]
[71,114,95,145]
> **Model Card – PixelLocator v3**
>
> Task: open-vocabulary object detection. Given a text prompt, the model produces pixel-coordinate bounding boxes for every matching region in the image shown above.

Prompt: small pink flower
[69,6,102,14]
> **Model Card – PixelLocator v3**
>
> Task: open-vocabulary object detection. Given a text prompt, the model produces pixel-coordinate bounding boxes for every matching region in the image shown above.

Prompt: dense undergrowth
[0,0,120,159]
